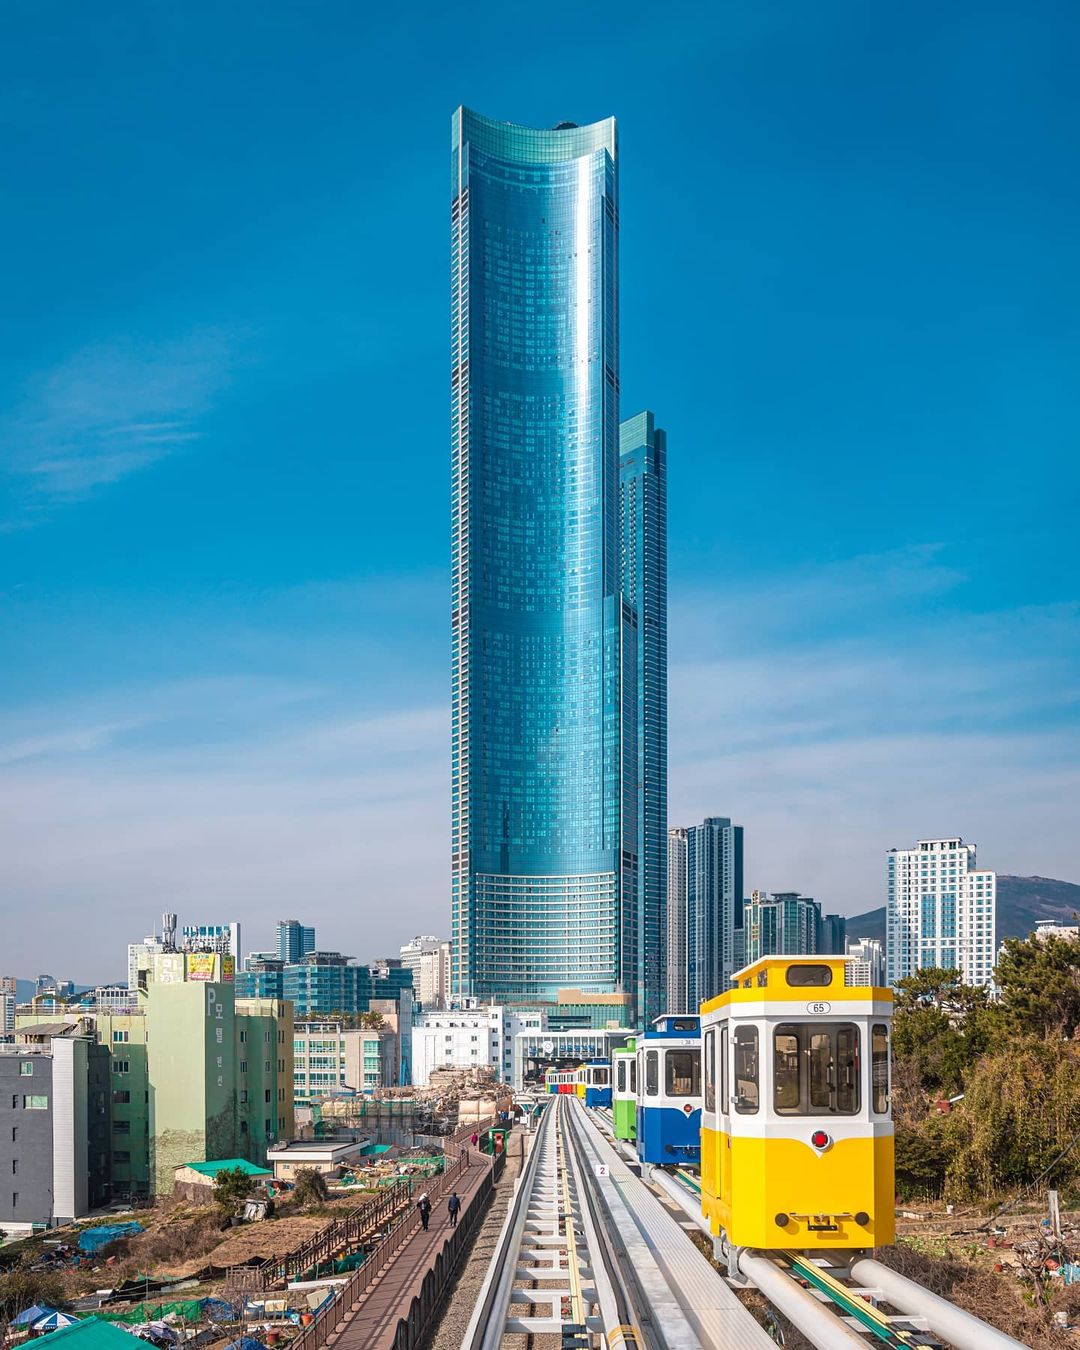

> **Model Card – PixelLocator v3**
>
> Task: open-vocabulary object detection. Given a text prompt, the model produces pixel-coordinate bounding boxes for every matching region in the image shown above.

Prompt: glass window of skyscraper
[450,108,666,1020]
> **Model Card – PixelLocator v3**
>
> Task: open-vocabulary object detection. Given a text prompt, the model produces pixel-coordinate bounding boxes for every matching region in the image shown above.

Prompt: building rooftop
[267,1138,369,1155]
[179,1158,272,1177]
[34,1320,136,1350]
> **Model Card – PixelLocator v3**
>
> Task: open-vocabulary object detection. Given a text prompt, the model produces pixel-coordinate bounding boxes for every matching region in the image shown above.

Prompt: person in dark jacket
[447,1191,461,1227]
[417,1193,431,1230]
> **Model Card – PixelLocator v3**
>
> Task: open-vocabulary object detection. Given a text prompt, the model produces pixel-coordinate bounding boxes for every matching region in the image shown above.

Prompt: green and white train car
[612,1037,638,1142]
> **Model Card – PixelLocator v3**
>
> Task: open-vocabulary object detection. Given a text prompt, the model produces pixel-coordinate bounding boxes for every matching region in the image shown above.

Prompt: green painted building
[17,954,294,1199]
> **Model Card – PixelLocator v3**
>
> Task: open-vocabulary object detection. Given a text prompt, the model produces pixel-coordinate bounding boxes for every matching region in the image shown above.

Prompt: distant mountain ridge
[11,980,97,1004]
[846,874,1080,949]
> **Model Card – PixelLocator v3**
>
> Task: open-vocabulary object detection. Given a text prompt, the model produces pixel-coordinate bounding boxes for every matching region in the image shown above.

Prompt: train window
[809,1033,833,1110]
[774,1031,799,1110]
[720,1027,728,1114]
[786,965,833,987]
[593,1067,609,1086]
[630,1057,637,1093]
[645,1050,659,1097]
[773,1024,861,1115]
[617,1060,626,1093]
[671,1018,698,1032]
[872,1024,890,1114]
[733,1027,759,1114]
[666,1049,701,1098]
[704,1030,716,1112]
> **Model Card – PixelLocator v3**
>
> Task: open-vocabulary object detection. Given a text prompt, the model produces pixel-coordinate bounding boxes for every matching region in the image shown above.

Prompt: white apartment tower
[399,936,452,1010]
[666,828,688,1014]
[886,838,996,987]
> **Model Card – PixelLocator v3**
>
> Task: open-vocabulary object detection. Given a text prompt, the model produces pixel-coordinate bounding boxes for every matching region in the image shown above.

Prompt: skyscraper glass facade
[619,412,668,1023]
[450,108,643,1007]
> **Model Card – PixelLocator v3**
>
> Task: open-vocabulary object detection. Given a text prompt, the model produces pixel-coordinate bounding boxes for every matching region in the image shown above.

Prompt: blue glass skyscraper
[619,412,668,1023]
[450,108,650,1009]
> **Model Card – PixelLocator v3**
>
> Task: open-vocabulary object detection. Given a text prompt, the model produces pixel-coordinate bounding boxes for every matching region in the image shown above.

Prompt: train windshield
[591,1066,609,1086]
[665,1049,700,1097]
[617,1059,626,1093]
[774,1024,861,1115]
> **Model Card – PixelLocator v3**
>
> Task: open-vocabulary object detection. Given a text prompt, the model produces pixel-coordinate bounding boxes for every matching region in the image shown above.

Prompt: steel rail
[561,1097,644,1347]
[458,1096,554,1350]
[569,1098,773,1349]
[847,1257,1029,1350]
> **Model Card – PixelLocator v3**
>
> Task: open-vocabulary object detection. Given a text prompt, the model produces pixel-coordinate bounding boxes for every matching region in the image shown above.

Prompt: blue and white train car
[636,1015,702,1166]
[578,1058,612,1108]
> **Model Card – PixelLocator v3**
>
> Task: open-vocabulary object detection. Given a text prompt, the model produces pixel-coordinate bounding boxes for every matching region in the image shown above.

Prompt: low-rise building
[292,1021,397,1104]
[509,1026,636,1091]
[172,1157,272,1203]
[411,1006,546,1087]
[265,1139,369,1181]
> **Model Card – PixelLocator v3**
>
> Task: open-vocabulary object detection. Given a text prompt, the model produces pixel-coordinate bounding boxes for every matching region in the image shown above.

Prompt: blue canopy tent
[11,1306,58,1328]
[32,1313,81,1332]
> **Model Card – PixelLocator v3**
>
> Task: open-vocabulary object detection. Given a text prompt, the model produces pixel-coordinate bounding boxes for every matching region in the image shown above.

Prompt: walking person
[417,1192,431,1231]
[470,1131,479,1149]
[447,1191,461,1228]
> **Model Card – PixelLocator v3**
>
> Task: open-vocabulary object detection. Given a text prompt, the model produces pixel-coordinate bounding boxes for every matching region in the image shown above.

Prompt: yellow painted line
[558,1100,587,1329]
[781,1251,923,1346]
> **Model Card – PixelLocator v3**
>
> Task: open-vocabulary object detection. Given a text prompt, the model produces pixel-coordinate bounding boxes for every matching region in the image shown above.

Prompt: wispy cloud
[1,329,237,511]
[668,550,1080,907]
[0,550,1076,979]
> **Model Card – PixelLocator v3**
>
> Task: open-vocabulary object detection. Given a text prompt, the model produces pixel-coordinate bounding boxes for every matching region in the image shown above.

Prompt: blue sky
[1,1,1077,981]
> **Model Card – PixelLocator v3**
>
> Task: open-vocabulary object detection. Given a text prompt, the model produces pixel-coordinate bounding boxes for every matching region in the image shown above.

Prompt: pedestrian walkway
[326,1148,494,1350]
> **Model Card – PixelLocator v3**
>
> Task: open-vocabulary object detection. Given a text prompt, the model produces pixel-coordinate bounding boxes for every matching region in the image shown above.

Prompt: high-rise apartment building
[619,412,668,1023]
[278,920,316,965]
[666,828,689,1013]
[686,817,744,1009]
[451,108,657,1017]
[1,992,14,1035]
[399,937,451,1010]
[886,838,996,987]
[818,912,847,955]
[744,890,820,962]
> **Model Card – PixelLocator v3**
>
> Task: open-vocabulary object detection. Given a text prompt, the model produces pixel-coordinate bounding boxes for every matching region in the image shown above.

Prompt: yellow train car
[700,956,894,1256]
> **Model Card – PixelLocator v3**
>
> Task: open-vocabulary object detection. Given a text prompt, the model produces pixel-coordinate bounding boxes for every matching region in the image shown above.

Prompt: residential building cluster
[663,818,850,1011]
[0,912,419,1234]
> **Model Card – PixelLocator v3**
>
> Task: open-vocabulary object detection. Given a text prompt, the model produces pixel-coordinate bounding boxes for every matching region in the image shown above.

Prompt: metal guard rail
[290,1144,471,1350]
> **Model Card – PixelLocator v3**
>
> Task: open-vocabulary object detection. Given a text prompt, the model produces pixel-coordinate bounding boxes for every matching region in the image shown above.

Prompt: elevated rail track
[460,1095,774,1349]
